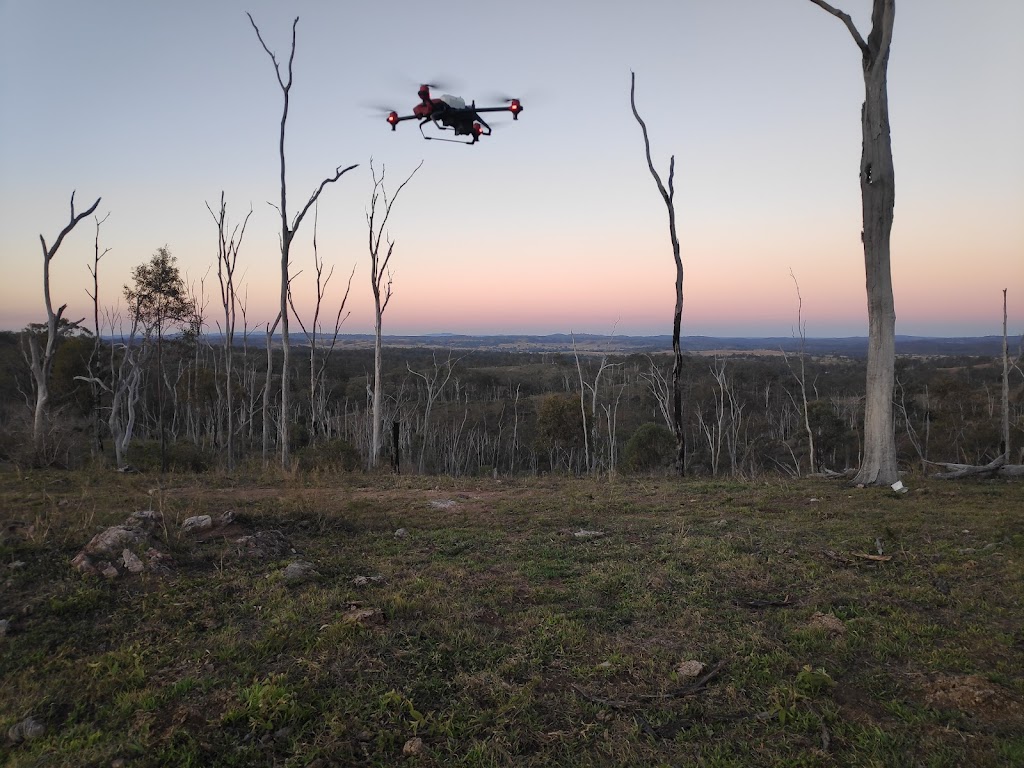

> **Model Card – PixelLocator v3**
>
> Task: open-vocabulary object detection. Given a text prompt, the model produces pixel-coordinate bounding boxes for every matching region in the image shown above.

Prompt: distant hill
[189,332,1011,358]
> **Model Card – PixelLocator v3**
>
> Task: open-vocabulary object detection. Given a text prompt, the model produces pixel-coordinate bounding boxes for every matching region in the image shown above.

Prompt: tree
[287,201,354,443]
[630,72,685,475]
[366,159,422,468]
[207,192,251,470]
[26,192,101,459]
[782,271,816,475]
[124,247,193,473]
[407,349,464,473]
[248,13,358,469]
[804,0,898,486]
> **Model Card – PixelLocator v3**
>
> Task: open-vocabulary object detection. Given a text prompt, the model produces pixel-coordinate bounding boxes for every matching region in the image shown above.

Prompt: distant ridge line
[125,332,1010,357]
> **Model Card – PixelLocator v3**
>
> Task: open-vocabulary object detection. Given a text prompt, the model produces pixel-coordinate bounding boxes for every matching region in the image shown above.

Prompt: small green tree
[535,393,585,473]
[124,247,194,472]
[624,422,676,473]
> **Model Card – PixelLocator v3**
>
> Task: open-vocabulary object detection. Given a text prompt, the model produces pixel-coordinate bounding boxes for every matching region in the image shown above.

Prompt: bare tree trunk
[806,0,898,486]
[248,13,357,469]
[408,350,461,473]
[262,315,280,464]
[208,192,251,471]
[783,271,816,474]
[366,159,422,468]
[85,212,111,457]
[28,192,101,459]
[630,73,685,475]
[1003,289,1011,461]
[287,202,354,444]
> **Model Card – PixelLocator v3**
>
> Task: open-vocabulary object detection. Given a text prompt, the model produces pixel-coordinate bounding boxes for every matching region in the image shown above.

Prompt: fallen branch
[928,455,1023,480]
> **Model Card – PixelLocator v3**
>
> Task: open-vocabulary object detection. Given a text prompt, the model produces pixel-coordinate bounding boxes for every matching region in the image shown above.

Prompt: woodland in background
[2,328,1021,478]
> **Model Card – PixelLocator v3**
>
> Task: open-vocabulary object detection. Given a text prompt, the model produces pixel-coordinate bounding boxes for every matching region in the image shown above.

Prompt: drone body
[386,85,523,145]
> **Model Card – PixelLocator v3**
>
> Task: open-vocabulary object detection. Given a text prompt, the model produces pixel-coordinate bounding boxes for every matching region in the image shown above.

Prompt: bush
[295,439,363,472]
[126,440,213,473]
[623,423,676,473]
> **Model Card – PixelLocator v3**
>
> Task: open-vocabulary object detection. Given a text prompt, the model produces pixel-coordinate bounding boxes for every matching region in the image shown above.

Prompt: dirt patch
[922,674,1023,723]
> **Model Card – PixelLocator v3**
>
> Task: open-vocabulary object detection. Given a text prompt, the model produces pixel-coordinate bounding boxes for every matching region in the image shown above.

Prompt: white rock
[676,660,706,677]
[181,515,213,534]
[122,549,145,574]
[573,529,605,539]
[7,716,44,743]
[83,526,145,558]
[282,561,316,584]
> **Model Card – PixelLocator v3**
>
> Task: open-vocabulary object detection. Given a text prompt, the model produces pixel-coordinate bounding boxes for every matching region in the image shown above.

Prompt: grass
[1,469,1022,766]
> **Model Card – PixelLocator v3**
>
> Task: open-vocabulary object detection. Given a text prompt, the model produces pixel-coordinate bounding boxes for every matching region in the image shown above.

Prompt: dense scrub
[1,330,1021,476]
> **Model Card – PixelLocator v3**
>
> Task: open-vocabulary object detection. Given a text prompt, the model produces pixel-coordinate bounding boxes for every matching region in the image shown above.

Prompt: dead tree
[630,72,685,475]
[84,212,111,455]
[207,192,252,470]
[287,201,354,442]
[407,349,463,474]
[781,271,816,474]
[262,313,281,463]
[1001,289,1010,462]
[805,0,898,486]
[27,192,101,458]
[248,13,358,469]
[366,159,422,468]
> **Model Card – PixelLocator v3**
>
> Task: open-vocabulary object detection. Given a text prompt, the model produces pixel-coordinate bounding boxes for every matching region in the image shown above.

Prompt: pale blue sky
[1,0,1022,337]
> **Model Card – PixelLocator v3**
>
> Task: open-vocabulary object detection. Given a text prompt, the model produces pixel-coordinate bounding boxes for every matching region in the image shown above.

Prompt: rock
[403,737,425,756]
[394,528,408,539]
[83,526,145,558]
[7,716,45,743]
[8,561,26,569]
[353,575,384,586]
[122,549,145,574]
[429,500,457,510]
[101,563,120,580]
[282,561,316,584]
[71,552,98,576]
[809,611,846,635]
[573,529,604,539]
[342,606,383,626]
[129,509,162,524]
[0,619,9,637]
[676,660,706,678]
[233,530,290,560]
[181,515,213,534]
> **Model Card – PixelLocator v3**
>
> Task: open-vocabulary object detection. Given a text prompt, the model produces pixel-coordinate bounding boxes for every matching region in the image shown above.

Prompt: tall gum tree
[27,192,101,459]
[630,72,685,475]
[248,13,357,469]
[805,0,898,486]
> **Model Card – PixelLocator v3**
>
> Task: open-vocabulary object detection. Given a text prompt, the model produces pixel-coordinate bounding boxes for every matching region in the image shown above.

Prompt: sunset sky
[1,0,1021,339]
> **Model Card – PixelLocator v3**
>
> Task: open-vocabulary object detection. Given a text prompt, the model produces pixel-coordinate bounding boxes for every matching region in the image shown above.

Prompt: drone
[385,84,523,145]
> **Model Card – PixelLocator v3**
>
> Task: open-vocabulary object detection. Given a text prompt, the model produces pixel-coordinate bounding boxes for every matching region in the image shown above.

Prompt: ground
[1,469,1023,767]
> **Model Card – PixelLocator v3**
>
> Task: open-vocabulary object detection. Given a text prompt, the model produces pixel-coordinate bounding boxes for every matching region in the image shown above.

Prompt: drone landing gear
[418,116,490,145]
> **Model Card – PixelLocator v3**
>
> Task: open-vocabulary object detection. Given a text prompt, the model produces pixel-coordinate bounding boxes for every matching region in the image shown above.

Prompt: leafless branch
[805,0,870,55]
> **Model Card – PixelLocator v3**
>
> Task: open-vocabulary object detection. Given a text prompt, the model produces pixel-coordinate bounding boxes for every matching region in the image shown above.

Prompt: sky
[1,0,1022,339]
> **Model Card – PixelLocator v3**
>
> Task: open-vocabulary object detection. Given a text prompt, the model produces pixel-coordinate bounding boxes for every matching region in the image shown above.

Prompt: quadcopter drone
[385,84,523,145]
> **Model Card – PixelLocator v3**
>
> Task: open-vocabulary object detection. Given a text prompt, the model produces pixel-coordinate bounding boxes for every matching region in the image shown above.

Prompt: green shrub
[623,422,676,472]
